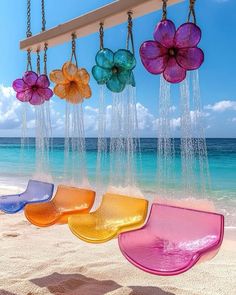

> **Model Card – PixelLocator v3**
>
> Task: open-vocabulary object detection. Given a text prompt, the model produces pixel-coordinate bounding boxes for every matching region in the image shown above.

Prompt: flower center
[168,48,177,57]
[32,85,38,91]
[112,66,119,74]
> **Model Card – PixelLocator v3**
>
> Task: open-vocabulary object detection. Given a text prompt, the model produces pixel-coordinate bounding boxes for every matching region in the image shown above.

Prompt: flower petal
[92,65,112,84]
[163,57,186,83]
[67,83,82,104]
[62,62,78,81]
[106,74,126,93]
[140,41,168,60]
[12,79,28,93]
[175,23,201,48]
[117,70,131,84]
[141,54,168,74]
[96,48,114,69]
[36,74,50,88]
[176,47,204,70]
[114,49,136,70]
[74,68,90,84]
[54,84,68,99]
[29,91,45,105]
[37,88,53,101]
[50,70,68,84]
[80,84,92,99]
[23,71,38,86]
[154,20,176,48]
[16,89,32,102]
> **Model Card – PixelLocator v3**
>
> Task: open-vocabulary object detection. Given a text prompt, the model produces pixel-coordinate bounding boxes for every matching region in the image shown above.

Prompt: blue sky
[0,0,235,137]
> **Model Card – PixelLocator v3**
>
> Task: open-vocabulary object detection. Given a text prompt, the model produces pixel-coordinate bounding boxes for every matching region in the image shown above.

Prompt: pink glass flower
[140,20,204,83]
[12,71,53,105]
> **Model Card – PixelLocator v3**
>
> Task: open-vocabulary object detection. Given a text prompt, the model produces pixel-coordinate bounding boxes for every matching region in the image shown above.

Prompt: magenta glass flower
[12,71,53,105]
[140,20,204,83]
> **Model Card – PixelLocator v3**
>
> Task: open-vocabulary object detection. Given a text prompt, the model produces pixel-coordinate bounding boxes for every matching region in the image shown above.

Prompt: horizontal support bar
[20,0,182,52]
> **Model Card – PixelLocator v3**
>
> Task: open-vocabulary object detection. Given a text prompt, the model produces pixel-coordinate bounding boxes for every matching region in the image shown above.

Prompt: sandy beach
[0,186,235,295]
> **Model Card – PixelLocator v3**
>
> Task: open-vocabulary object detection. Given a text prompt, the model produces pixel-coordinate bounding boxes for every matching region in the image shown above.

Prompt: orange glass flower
[50,61,92,104]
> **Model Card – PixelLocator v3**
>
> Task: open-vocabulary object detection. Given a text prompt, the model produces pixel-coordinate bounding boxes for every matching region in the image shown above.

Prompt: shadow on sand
[31,272,175,295]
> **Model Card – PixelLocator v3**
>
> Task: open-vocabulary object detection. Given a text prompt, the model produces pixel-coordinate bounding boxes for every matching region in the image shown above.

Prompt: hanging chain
[126,11,135,55]
[188,0,196,24]
[44,43,48,75]
[71,33,78,67]
[99,22,104,50]
[162,0,168,21]
[26,0,32,71]
[41,0,46,32]
[26,0,32,37]
[37,49,41,75]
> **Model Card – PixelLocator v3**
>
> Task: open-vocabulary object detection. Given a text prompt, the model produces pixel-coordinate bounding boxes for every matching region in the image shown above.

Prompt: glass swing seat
[68,193,148,244]
[0,180,54,214]
[24,185,95,227]
[118,203,224,276]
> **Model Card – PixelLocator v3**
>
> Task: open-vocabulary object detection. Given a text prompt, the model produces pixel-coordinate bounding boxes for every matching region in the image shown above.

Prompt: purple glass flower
[12,71,53,105]
[140,20,204,83]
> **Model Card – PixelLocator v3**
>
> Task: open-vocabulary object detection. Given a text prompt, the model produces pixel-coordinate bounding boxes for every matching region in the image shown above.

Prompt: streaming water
[64,102,89,188]
[96,86,108,196]
[157,76,175,197]
[34,102,52,182]
[108,86,142,196]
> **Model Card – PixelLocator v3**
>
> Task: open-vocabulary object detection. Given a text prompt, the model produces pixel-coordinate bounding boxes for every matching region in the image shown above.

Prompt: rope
[162,0,168,21]
[70,33,78,67]
[99,22,104,50]
[44,43,48,75]
[126,11,135,55]
[26,0,32,37]
[188,0,197,24]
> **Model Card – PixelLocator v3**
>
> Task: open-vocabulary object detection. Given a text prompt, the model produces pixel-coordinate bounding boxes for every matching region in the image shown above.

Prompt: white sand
[0,187,235,295]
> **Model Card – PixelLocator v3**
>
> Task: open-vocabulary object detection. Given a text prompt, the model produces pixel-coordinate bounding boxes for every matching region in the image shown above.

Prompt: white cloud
[205,100,236,112]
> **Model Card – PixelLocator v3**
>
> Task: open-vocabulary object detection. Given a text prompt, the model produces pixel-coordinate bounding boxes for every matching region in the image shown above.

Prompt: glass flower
[12,71,53,105]
[50,61,92,104]
[140,20,204,83]
[92,48,136,93]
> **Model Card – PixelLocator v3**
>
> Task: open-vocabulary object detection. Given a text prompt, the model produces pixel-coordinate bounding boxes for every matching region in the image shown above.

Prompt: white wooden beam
[20,0,182,52]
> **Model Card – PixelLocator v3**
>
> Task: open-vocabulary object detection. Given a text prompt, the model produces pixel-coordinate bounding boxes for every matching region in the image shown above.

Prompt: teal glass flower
[92,48,136,93]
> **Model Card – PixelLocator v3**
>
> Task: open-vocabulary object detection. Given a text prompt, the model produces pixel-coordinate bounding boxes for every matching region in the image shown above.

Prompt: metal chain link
[70,33,78,67]
[41,0,46,32]
[99,22,104,50]
[188,0,197,24]
[26,49,32,71]
[37,49,41,75]
[162,0,168,21]
[26,0,32,37]
[44,43,48,75]
[126,11,135,55]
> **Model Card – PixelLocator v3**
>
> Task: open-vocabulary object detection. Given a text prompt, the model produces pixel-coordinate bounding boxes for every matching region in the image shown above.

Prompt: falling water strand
[96,85,108,194]
[70,104,88,187]
[192,70,211,195]
[19,103,29,178]
[34,104,52,182]
[64,102,71,183]
[109,87,141,195]
[180,75,196,196]
[157,76,175,197]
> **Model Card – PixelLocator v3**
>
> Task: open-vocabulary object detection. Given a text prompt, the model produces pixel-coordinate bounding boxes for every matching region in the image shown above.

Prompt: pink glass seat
[118,203,224,276]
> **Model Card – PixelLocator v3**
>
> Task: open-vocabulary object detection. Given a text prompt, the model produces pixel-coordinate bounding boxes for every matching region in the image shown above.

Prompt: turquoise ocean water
[0,138,235,225]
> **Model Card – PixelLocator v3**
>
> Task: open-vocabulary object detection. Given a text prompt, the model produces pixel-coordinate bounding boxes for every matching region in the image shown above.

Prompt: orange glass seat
[68,193,148,244]
[24,185,95,227]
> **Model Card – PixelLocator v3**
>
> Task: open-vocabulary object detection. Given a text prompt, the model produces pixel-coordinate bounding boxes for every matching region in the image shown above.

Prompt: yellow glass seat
[68,193,148,244]
[24,185,95,227]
